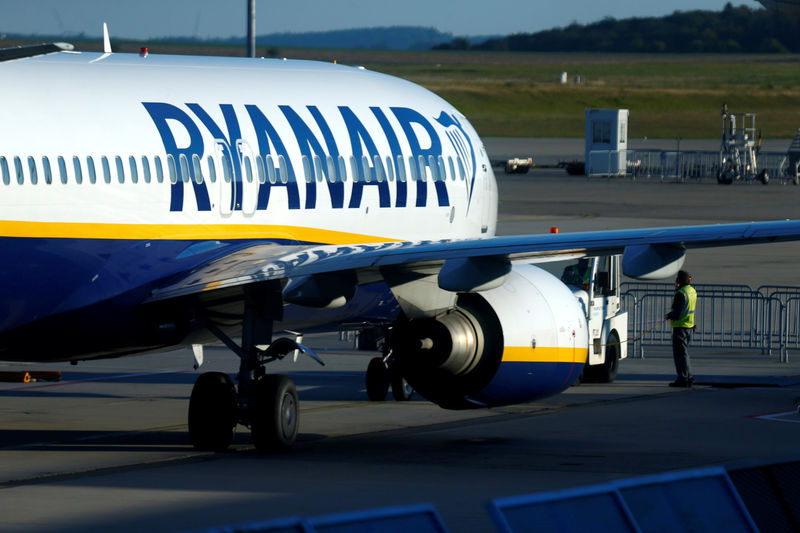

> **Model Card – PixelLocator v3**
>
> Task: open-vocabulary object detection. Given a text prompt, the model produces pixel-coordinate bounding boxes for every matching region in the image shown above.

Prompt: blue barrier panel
[616,467,759,533]
[488,484,640,533]
[309,503,448,533]
[202,515,312,533]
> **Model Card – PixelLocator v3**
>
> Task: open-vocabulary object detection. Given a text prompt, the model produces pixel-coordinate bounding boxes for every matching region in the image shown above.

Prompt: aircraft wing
[148,219,800,301]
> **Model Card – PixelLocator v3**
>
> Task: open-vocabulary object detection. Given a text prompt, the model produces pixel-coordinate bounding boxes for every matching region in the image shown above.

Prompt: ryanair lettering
[142,103,472,213]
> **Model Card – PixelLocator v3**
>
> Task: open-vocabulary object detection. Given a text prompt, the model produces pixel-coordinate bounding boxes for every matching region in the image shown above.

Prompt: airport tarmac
[2,150,800,532]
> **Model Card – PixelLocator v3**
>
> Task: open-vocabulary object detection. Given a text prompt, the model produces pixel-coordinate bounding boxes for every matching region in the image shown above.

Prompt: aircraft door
[236,140,258,216]
[215,141,233,217]
[480,147,495,234]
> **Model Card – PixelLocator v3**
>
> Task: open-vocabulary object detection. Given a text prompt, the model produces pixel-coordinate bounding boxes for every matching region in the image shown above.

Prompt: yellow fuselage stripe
[0,221,397,244]
[502,346,588,364]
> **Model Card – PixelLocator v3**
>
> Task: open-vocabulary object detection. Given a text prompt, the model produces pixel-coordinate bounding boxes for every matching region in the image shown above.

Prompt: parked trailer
[490,157,535,174]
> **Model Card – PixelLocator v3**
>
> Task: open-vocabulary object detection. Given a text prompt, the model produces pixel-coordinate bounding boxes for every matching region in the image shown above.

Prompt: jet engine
[390,264,588,409]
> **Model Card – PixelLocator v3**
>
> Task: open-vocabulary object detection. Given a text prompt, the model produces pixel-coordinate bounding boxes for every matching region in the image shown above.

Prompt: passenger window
[167,154,178,184]
[221,152,233,183]
[326,155,337,183]
[178,154,190,183]
[437,156,447,181]
[301,155,312,183]
[408,156,417,181]
[114,156,125,183]
[418,155,427,182]
[361,156,372,183]
[28,156,38,185]
[265,154,276,184]
[42,157,52,184]
[141,156,151,183]
[350,156,359,182]
[428,155,439,181]
[58,156,68,184]
[448,157,456,181]
[243,154,253,183]
[373,155,384,182]
[385,156,394,182]
[154,156,164,183]
[278,155,289,184]
[255,155,265,184]
[337,155,347,182]
[313,155,324,183]
[73,157,83,184]
[129,156,138,184]
[87,156,97,184]
[192,154,203,184]
[206,155,217,183]
[457,158,466,181]
[14,156,23,185]
[101,156,111,184]
[396,155,406,182]
[0,156,9,185]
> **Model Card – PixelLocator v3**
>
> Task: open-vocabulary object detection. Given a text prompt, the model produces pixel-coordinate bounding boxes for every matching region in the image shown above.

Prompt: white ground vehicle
[544,255,628,383]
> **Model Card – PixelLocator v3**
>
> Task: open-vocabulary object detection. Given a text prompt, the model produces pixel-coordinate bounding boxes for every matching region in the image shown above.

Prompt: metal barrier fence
[587,150,795,184]
[622,282,796,362]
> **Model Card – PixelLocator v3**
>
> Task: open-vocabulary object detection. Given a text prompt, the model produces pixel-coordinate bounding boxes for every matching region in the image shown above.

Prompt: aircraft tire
[188,372,237,451]
[391,372,414,401]
[250,375,298,453]
[366,357,390,401]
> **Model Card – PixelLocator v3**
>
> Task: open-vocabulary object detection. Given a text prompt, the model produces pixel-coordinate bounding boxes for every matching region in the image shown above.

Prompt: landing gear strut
[365,340,414,402]
[187,283,322,453]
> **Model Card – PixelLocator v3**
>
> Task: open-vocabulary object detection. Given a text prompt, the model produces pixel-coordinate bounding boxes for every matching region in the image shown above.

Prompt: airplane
[2,41,800,453]
[757,0,800,16]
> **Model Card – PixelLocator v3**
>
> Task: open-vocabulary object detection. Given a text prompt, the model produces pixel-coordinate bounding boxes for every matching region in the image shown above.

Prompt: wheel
[583,333,620,383]
[250,374,298,453]
[188,372,237,451]
[721,170,735,184]
[366,357,390,401]
[760,170,769,185]
[391,371,414,401]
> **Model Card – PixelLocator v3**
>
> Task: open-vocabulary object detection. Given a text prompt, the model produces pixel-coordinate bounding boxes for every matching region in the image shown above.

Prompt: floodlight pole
[247,0,256,58]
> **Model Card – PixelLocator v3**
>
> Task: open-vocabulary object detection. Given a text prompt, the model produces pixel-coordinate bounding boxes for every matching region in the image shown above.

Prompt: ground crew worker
[561,258,592,289]
[664,270,697,387]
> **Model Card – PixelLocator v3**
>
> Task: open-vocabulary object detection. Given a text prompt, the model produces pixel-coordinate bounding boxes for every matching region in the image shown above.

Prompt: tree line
[435,4,800,53]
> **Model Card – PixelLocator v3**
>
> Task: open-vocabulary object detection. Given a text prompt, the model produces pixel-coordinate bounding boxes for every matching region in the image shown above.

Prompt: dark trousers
[672,327,693,381]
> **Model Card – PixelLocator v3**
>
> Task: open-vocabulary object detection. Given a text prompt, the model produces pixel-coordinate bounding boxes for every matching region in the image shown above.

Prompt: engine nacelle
[391,264,588,409]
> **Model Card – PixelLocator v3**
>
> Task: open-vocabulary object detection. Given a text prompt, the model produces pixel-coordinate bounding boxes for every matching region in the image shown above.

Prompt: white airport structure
[585,108,629,176]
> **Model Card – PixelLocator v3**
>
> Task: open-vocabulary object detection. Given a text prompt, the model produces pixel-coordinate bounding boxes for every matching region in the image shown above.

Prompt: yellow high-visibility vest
[671,285,697,328]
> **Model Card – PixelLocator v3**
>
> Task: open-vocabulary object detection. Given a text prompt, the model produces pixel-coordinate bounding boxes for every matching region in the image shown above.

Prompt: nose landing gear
[187,285,321,453]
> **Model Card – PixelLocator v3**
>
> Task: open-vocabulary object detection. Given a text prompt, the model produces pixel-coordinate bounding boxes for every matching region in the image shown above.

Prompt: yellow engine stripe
[502,346,588,364]
[0,220,397,244]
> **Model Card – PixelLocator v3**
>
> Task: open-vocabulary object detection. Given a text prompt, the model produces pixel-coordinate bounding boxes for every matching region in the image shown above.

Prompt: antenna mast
[247,0,256,57]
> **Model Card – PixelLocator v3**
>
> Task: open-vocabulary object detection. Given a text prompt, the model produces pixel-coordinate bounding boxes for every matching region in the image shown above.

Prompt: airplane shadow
[0,370,416,403]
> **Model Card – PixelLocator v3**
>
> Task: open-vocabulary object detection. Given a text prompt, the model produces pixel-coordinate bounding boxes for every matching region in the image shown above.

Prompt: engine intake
[391,294,503,408]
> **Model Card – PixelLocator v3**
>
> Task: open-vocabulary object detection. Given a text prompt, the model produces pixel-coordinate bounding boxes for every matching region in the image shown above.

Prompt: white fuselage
[0,52,497,246]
